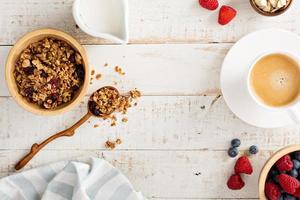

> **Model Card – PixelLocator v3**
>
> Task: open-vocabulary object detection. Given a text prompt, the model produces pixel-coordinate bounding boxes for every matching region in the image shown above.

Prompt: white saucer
[221,29,300,128]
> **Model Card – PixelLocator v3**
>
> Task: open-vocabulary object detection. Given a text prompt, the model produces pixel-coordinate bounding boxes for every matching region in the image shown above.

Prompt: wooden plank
[0,149,272,199]
[1,96,300,151]
[0,44,228,96]
[0,0,299,45]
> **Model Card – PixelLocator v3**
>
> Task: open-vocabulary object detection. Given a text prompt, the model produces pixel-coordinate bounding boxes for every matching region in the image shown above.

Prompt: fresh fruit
[276,155,293,171]
[284,194,296,200]
[294,152,300,161]
[277,174,300,194]
[199,0,219,11]
[228,147,238,158]
[265,181,281,200]
[249,145,259,154]
[227,174,245,190]
[234,156,253,175]
[289,169,298,178]
[231,138,241,148]
[218,5,237,25]
[294,187,300,197]
[293,159,300,169]
[269,169,279,183]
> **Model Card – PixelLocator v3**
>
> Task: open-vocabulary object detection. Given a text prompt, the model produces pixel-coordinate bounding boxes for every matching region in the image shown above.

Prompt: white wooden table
[1,0,300,199]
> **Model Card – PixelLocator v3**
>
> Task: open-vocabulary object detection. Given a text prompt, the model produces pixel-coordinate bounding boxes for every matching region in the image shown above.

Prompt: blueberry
[269,169,279,178]
[284,194,296,200]
[289,169,298,178]
[294,151,300,161]
[228,147,238,158]
[269,169,279,183]
[279,195,284,200]
[249,145,259,154]
[293,159,300,169]
[231,139,241,148]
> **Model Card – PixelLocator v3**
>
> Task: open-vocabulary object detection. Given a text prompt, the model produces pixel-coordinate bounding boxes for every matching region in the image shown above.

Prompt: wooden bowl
[259,144,300,199]
[250,0,293,17]
[5,28,89,116]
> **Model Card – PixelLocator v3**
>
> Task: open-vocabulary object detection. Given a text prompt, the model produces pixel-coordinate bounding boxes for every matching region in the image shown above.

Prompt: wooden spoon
[15,86,119,170]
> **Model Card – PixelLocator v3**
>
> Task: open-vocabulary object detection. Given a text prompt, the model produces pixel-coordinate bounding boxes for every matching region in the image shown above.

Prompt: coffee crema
[250,53,300,107]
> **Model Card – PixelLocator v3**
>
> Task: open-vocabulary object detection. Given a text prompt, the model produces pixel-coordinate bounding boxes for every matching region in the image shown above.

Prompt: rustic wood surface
[1,0,300,199]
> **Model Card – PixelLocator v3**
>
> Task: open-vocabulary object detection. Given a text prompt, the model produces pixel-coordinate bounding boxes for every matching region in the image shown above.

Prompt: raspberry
[234,156,253,175]
[199,0,219,11]
[265,181,281,200]
[277,174,300,194]
[276,155,293,171]
[294,187,300,197]
[227,174,245,190]
[218,5,237,25]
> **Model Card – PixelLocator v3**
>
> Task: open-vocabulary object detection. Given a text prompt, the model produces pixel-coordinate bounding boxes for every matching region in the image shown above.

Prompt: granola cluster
[14,37,85,109]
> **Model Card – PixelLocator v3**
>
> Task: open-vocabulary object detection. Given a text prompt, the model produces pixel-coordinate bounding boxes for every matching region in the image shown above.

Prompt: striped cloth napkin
[0,158,146,200]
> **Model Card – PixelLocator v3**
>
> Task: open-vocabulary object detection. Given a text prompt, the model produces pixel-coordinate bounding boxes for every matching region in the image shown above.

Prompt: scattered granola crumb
[105,138,122,150]
[90,82,93,85]
[134,102,138,106]
[111,115,117,121]
[122,117,128,123]
[113,81,118,85]
[111,121,116,126]
[88,121,91,123]
[90,77,93,81]
[116,138,122,144]
[114,66,125,76]
[111,115,117,126]
[91,70,95,76]
[95,74,102,80]
[105,140,116,150]
[200,105,205,109]
[94,124,99,128]
[104,63,108,67]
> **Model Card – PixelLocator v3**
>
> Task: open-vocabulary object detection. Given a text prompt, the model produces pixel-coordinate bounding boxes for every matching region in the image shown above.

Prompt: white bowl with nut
[250,0,293,16]
[5,29,89,116]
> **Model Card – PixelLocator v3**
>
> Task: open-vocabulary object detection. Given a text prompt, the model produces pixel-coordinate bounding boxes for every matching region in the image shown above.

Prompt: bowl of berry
[259,145,300,200]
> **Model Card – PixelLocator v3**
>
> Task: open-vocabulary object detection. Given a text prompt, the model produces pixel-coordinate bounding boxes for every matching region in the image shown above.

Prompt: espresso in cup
[250,53,300,107]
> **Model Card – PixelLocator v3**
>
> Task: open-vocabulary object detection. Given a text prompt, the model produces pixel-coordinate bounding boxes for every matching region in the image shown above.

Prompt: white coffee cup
[247,51,300,123]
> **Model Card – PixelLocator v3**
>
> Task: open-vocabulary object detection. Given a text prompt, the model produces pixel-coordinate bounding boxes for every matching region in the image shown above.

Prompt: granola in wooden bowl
[6,29,89,115]
[14,37,85,109]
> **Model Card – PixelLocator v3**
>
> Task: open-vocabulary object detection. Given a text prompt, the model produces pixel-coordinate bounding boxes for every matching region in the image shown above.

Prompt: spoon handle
[15,112,92,170]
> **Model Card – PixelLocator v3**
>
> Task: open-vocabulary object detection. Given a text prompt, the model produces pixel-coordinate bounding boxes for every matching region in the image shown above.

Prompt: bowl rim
[258,144,300,199]
[249,0,293,17]
[5,28,89,116]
